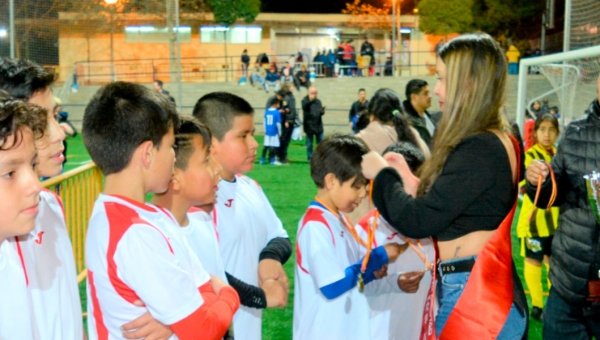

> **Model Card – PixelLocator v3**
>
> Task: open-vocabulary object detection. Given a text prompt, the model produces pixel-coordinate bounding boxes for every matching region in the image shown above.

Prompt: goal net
[515,0,600,132]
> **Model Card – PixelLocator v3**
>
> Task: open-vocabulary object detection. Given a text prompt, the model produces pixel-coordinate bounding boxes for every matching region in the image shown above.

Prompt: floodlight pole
[9,0,15,58]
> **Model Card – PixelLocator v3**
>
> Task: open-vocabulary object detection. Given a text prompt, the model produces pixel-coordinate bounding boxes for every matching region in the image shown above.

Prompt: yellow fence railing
[42,162,103,283]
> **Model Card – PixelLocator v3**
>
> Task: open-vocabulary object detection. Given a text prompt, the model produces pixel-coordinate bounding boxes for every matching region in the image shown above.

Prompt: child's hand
[383,242,409,262]
[121,300,173,340]
[373,264,388,279]
[397,271,425,293]
[261,279,288,308]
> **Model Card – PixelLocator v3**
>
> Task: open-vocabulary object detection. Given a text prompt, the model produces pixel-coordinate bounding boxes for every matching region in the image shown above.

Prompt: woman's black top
[372,132,515,241]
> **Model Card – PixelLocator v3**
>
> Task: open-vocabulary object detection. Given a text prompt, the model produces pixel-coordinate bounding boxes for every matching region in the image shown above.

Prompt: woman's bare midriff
[438,230,496,260]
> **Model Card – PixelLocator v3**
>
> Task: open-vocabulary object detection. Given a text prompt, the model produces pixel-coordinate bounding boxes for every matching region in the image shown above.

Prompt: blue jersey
[264,108,281,137]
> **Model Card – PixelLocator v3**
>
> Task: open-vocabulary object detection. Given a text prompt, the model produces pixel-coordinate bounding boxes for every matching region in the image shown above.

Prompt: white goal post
[516,44,600,133]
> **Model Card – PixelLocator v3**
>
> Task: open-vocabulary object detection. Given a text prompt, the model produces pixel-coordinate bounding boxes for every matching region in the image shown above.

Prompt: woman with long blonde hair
[363,33,527,339]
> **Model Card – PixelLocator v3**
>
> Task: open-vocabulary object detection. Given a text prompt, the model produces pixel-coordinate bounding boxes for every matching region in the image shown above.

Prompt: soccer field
[64,134,544,339]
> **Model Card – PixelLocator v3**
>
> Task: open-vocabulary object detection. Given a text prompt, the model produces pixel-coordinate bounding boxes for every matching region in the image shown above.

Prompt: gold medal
[358,273,365,293]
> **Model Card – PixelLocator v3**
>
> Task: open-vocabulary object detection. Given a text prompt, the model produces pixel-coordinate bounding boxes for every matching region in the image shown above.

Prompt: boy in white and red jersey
[193,92,290,340]
[358,141,435,340]
[83,82,239,340]
[0,95,46,339]
[0,58,86,339]
[293,134,406,339]
[152,116,227,281]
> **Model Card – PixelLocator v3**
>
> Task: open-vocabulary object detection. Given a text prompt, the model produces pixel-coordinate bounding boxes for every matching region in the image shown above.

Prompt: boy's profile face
[0,129,42,242]
[328,175,367,214]
[29,87,65,177]
[147,127,176,194]
[212,115,258,180]
[176,136,220,206]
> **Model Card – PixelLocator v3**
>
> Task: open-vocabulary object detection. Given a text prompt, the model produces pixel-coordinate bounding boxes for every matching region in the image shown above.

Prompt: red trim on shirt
[104,202,174,304]
[170,281,240,340]
[88,270,109,340]
[13,237,29,286]
[108,194,157,212]
[296,208,334,274]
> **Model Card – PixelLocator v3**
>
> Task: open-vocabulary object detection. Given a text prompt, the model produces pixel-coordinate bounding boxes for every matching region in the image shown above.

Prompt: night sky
[261,0,348,13]
[261,0,416,14]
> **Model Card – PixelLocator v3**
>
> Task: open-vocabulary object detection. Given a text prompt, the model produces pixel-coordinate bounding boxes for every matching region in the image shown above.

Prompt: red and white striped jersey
[293,202,371,340]
[85,194,211,339]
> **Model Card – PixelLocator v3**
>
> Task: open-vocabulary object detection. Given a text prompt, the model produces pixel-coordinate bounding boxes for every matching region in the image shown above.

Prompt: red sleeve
[170,281,240,340]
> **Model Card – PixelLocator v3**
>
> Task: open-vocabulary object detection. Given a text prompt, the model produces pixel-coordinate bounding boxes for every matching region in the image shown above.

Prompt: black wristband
[259,237,292,263]
[225,272,267,309]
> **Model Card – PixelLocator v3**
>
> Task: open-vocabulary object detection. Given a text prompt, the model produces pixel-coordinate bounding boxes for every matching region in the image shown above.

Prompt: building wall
[58,13,441,83]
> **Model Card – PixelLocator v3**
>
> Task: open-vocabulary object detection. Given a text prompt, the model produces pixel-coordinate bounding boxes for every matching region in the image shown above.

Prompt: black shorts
[524,235,553,262]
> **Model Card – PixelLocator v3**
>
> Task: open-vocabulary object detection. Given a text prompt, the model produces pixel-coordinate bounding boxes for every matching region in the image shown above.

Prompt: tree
[417,0,545,42]
[208,0,260,25]
[417,0,474,36]
[342,0,392,31]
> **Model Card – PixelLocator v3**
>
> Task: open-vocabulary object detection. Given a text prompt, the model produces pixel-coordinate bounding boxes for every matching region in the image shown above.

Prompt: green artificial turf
[66,134,544,339]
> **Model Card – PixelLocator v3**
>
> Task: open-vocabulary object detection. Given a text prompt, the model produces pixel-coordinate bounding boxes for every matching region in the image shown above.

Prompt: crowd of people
[1,31,599,340]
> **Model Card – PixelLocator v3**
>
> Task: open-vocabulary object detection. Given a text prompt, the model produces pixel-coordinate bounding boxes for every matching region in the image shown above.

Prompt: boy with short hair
[193,92,290,340]
[358,141,435,340]
[293,134,405,339]
[152,116,226,280]
[260,97,281,165]
[0,57,87,339]
[83,82,239,339]
[0,95,47,339]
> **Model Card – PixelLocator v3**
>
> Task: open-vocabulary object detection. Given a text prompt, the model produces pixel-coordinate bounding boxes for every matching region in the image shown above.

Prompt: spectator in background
[257,52,269,66]
[294,64,311,91]
[360,38,375,76]
[264,63,281,93]
[277,84,297,164]
[54,97,76,166]
[153,79,175,104]
[301,86,325,160]
[506,44,521,75]
[250,62,266,89]
[349,88,369,134]
[241,49,250,80]
[401,79,437,147]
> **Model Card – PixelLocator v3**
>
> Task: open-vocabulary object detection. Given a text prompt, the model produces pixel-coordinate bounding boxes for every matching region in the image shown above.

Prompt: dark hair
[382,142,425,172]
[0,91,47,151]
[534,113,559,133]
[368,88,420,147]
[405,79,428,100]
[0,58,55,100]
[192,92,254,141]
[154,79,164,87]
[269,97,281,107]
[174,116,211,170]
[82,81,179,175]
[310,134,369,188]
[358,88,366,93]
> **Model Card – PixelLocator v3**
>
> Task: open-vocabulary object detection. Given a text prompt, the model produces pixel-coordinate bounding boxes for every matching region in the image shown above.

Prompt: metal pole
[541,12,546,55]
[563,0,571,52]
[110,10,115,81]
[174,0,182,111]
[391,0,396,76]
[9,0,15,58]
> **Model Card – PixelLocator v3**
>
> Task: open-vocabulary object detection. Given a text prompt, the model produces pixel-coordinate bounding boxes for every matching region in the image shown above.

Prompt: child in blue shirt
[260,97,282,165]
